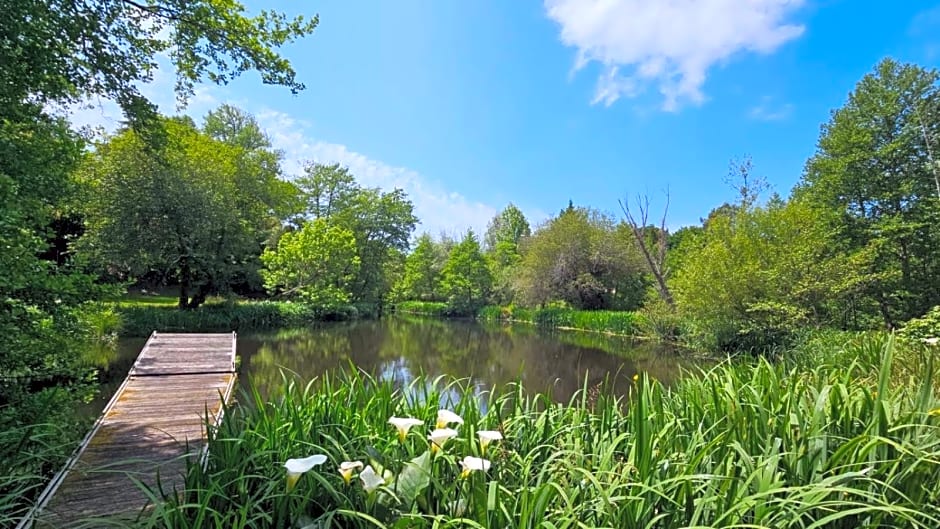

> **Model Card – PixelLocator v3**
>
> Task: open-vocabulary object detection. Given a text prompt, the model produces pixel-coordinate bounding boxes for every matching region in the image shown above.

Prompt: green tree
[671,198,867,350]
[1,0,317,123]
[796,58,940,327]
[77,118,287,308]
[441,231,492,312]
[484,203,531,250]
[396,233,441,301]
[295,163,418,304]
[517,207,646,310]
[260,219,360,307]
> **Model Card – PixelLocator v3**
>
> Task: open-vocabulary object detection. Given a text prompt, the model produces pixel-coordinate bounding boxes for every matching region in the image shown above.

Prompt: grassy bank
[480,305,639,336]
[116,299,378,337]
[393,301,457,317]
[126,332,938,528]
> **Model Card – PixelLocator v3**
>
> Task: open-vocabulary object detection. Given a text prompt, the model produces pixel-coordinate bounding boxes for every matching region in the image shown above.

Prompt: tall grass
[480,305,639,336]
[117,301,367,336]
[132,333,939,528]
[393,301,452,317]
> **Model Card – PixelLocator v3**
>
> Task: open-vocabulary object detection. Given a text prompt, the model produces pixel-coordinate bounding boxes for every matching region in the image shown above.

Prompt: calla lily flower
[436,409,464,429]
[477,430,503,454]
[338,461,364,485]
[459,456,491,478]
[388,416,424,442]
[284,454,327,491]
[360,464,385,493]
[924,337,939,346]
[428,427,458,453]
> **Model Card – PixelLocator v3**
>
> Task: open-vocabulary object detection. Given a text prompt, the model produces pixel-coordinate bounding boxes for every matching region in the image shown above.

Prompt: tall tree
[796,58,940,327]
[396,233,441,301]
[441,231,492,312]
[260,219,359,307]
[294,163,418,304]
[77,118,287,308]
[484,203,531,251]
[517,207,646,310]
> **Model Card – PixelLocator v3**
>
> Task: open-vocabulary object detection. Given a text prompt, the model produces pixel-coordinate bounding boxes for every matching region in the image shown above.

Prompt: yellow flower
[428,428,458,454]
[928,407,940,417]
[284,454,327,492]
[388,416,424,442]
[632,373,640,382]
[338,461,363,485]
[436,409,464,429]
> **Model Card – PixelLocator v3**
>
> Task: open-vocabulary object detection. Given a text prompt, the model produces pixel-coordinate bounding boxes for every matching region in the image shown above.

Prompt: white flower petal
[360,464,385,492]
[388,416,424,428]
[436,409,464,428]
[477,430,503,443]
[339,461,364,472]
[284,454,328,474]
[460,456,491,473]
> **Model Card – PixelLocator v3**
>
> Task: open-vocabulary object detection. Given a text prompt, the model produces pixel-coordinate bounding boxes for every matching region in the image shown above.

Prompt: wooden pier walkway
[21,332,237,528]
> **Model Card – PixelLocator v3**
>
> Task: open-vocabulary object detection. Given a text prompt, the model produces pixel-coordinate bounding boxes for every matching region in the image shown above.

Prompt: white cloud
[254,109,500,236]
[544,0,806,110]
[61,57,527,238]
[748,97,794,121]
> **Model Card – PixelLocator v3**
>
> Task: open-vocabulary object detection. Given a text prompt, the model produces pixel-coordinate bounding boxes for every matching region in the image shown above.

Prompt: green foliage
[77,115,291,308]
[138,334,940,528]
[899,306,940,342]
[117,300,363,336]
[478,305,638,336]
[483,203,531,251]
[672,198,865,352]
[394,301,451,317]
[797,58,940,327]
[294,163,418,304]
[0,0,317,121]
[261,218,360,307]
[440,231,492,313]
[394,233,441,302]
[517,207,647,310]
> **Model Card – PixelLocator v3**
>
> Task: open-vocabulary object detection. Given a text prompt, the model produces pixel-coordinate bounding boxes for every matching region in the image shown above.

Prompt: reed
[131,332,939,528]
[479,305,639,336]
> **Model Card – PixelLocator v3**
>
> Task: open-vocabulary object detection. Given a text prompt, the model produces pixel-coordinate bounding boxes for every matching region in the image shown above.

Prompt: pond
[83,317,704,417]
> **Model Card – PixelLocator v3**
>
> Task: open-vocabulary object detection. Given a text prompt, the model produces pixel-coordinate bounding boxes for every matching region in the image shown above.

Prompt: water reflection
[238,317,701,403]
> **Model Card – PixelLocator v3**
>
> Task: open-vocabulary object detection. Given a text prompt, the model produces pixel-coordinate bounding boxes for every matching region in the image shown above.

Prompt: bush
[899,305,940,342]
[393,301,450,317]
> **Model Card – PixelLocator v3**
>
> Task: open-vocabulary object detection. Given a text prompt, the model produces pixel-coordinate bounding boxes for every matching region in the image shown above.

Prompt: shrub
[899,305,940,342]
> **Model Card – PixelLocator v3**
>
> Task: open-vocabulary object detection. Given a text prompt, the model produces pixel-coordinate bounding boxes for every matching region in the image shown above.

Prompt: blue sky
[73,1,940,234]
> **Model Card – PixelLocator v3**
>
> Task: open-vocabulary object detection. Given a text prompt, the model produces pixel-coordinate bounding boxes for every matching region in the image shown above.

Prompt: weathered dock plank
[20,332,237,528]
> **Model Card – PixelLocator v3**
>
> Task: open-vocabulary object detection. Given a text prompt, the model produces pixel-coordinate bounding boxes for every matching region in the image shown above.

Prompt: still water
[86,317,702,416]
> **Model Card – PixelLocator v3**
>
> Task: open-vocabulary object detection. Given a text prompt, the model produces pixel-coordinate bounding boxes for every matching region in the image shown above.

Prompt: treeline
[394,58,940,352]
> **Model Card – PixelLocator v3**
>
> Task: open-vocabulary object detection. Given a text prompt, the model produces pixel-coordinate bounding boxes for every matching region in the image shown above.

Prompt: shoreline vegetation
[130,333,939,528]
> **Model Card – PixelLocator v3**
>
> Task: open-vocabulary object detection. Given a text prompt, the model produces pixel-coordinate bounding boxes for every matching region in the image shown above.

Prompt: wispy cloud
[254,109,505,236]
[748,97,794,121]
[544,0,807,111]
[62,61,516,237]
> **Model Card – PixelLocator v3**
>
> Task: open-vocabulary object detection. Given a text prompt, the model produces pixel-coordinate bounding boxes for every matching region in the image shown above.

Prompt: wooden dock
[20,332,237,528]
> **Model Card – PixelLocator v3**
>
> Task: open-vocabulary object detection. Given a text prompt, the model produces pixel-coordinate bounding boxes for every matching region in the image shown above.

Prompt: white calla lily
[388,416,424,442]
[359,464,385,493]
[428,427,458,453]
[459,455,491,478]
[436,409,464,429]
[477,430,503,453]
[284,454,327,491]
[338,460,363,485]
[924,337,939,346]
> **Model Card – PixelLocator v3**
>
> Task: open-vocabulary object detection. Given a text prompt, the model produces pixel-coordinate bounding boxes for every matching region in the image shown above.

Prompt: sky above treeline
[71,1,940,236]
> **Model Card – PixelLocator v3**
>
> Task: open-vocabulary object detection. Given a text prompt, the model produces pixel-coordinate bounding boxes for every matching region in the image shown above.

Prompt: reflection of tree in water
[235,318,705,403]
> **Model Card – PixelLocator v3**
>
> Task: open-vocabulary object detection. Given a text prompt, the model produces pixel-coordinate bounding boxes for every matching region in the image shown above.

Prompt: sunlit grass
[130,332,939,528]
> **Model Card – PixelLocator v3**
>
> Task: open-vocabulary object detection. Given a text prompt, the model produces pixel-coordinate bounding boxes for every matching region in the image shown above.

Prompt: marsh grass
[479,305,639,336]
[116,301,366,336]
[127,333,940,528]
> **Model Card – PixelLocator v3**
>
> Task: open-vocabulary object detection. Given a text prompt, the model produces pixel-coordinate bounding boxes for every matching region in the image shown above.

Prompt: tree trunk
[178,257,191,309]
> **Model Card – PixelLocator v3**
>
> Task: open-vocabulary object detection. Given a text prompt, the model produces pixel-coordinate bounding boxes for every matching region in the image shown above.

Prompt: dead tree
[620,191,674,307]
